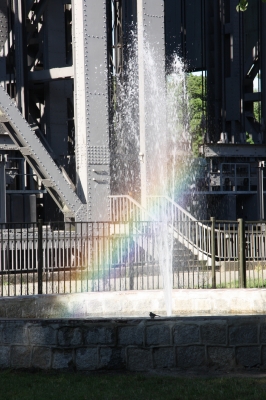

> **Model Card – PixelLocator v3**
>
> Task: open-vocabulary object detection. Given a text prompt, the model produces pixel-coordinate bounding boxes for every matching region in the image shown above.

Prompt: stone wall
[1,316,266,371]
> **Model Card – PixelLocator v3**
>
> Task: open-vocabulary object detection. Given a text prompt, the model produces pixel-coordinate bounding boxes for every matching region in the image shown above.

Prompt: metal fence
[0,219,266,296]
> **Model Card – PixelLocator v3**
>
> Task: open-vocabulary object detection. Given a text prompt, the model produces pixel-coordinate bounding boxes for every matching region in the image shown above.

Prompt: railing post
[238,218,246,288]
[37,219,43,294]
[211,217,216,288]
[129,220,134,290]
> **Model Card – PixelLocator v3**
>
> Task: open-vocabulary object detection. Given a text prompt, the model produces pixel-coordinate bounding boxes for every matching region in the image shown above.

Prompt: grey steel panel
[87,146,110,165]
[143,1,165,51]
[0,85,85,220]
[73,0,110,221]
[0,0,8,52]
[87,93,109,145]
[200,144,266,158]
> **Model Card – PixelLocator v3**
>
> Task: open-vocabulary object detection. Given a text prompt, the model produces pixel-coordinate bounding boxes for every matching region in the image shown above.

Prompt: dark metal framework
[165,0,266,220]
[165,0,266,143]
[0,0,265,223]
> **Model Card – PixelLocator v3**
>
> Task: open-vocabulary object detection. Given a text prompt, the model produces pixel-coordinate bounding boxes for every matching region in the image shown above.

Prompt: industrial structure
[0,0,265,223]
[166,0,266,220]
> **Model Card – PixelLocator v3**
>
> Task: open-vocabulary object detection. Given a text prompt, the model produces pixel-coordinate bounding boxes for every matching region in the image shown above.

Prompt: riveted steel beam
[72,0,110,221]
[0,85,86,220]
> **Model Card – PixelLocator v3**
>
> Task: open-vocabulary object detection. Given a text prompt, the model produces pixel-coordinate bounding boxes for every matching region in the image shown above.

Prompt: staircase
[109,194,211,267]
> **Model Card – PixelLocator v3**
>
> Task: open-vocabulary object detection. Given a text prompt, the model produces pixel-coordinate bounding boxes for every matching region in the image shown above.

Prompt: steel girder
[72,0,111,221]
[0,154,6,223]
[0,85,85,220]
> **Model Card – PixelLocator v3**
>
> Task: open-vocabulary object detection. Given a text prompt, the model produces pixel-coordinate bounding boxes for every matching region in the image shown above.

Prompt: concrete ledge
[0,289,265,318]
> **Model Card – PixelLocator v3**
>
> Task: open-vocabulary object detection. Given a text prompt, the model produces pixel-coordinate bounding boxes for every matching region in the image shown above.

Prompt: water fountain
[111,24,192,316]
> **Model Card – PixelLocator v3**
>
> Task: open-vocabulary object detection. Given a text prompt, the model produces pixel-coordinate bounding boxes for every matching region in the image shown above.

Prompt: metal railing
[0,218,266,296]
[147,195,197,223]
[109,195,153,222]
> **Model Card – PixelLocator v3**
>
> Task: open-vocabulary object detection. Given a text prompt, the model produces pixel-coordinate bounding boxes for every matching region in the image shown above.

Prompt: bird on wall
[149,312,160,319]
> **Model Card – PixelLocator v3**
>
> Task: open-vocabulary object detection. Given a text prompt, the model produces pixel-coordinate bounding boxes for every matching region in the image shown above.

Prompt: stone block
[2,322,28,345]
[58,327,83,347]
[99,347,125,370]
[261,346,266,367]
[236,346,260,368]
[21,299,36,318]
[176,346,205,369]
[201,323,227,344]
[229,325,258,345]
[29,325,57,346]
[260,324,266,343]
[0,346,10,368]
[85,326,115,345]
[0,304,6,318]
[32,347,51,369]
[127,348,153,371]
[36,298,71,318]
[52,349,73,369]
[75,347,98,371]
[153,347,175,369]
[146,325,170,346]
[207,347,235,368]
[71,300,88,318]
[173,324,199,345]
[118,326,144,346]
[11,346,31,368]
[5,301,22,318]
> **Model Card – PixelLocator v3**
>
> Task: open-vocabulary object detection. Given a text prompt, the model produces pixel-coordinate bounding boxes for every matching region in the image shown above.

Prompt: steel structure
[0,0,265,223]
[165,0,266,220]
[0,0,165,223]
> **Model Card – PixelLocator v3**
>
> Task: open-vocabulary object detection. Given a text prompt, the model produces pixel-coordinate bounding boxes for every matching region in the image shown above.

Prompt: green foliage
[237,0,266,12]
[246,132,254,144]
[187,74,206,156]
[254,101,261,123]
[236,0,248,12]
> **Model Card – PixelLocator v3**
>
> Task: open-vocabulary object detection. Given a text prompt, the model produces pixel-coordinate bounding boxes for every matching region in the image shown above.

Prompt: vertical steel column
[72,0,110,221]
[43,1,69,161]
[0,154,6,223]
[37,218,43,294]
[258,161,265,220]
[211,216,216,288]
[0,0,8,85]
[238,218,246,288]
[14,0,26,116]
[261,2,266,144]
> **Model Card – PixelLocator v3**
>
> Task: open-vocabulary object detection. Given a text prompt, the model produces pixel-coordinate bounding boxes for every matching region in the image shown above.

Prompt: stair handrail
[147,195,213,259]
[147,195,197,221]
[109,195,154,222]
